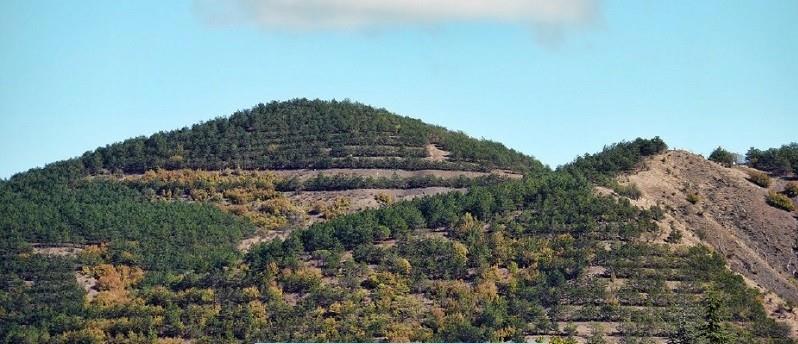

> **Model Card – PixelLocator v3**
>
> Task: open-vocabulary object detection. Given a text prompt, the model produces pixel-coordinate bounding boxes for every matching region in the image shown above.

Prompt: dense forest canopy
[0,99,793,343]
[746,143,798,175]
[558,137,668,184]
[71,99,545,175]
[0,161,254,272]
[2,99,544,274]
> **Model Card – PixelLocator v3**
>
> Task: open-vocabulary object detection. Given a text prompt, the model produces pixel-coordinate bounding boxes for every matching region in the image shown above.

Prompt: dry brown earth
[283,187,464,212]
[612,150,798,335]
[31,243,86,257]
[424,143,451,162]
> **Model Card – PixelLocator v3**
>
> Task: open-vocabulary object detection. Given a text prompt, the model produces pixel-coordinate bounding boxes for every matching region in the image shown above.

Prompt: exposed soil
[527,333,667,344]
[424,144,451,162]
[741,273,798,338]
[31,243,86,257]
[614,150,798,334]
[284,187,464,213]
[75,271,98,301]
[236,229,292,252]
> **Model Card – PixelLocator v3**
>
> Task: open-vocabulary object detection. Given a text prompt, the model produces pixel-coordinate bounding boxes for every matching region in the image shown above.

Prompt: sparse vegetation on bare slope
[618,149,798,337]
[767,191,796,212]
[749,170,772,188]
[785,182,798,198]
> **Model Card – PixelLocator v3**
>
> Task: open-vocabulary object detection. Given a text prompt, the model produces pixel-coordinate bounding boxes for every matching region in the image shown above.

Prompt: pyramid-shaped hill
[78,99,545,175]
[0,99,546,272]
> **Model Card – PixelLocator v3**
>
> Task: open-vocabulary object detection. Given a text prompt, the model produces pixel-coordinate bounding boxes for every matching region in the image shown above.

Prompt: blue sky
[1,0,796,178]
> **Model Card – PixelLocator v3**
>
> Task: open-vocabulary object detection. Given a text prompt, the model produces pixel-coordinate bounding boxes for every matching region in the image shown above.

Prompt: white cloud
[195,0,601,35]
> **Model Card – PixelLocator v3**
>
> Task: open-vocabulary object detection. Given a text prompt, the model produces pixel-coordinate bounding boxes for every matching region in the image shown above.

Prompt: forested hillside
[78,99,543,174]
[0,99,544,342]
[0,101,794,343]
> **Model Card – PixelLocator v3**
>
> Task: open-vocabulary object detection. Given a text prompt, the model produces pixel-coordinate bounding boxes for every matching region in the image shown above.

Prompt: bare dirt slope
[424,143,451,162]
[619,150,798,305]
[31,243,86,257]
[283,187,464,213]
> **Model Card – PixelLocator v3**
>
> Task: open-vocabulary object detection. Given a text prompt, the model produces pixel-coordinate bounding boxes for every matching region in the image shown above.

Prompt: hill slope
[1,99,541,266]
[78,98,544,174]
[622,151,798,301]
[610,150,798,334]
[0,103,795,343]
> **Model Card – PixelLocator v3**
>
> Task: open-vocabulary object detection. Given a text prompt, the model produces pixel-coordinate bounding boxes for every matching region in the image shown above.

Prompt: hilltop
[78,98,544,174]
[1,99,541,263]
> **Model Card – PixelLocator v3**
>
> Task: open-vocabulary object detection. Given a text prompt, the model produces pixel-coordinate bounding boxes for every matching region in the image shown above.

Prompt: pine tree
[668,310,696,344]
[708,147,736,167]
[700,291,733,344]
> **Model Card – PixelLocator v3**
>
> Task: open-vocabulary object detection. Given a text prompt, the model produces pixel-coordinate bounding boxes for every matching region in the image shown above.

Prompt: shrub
[612,183,642,200]
[375,191,395,205]
[766,191,796,212]
[282,267,322,293]
[747,171,771,188]
[223,187,254,204]
[783,182,798,198]
[324,197,351,219]
[563,323,578,337]
[666,228,683,244]
[353,244,388,264]
[686,192,701,204]
[695,227,707,240]
[189,188,209,201]
[309,201,325,215]
[708,147,736,167]
[374,225,391,241]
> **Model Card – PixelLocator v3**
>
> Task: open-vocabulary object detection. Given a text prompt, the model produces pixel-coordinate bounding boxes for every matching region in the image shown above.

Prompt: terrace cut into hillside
[5,133,795,343]
[78,99,544,175]
[612,150,798,334]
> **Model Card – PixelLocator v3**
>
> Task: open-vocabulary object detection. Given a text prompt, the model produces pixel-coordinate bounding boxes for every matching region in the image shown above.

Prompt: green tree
[746,143,798,175]
[700,291,733,344]
[587,324,608,344]
[708,147,736,167]
[668,311,697,344]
